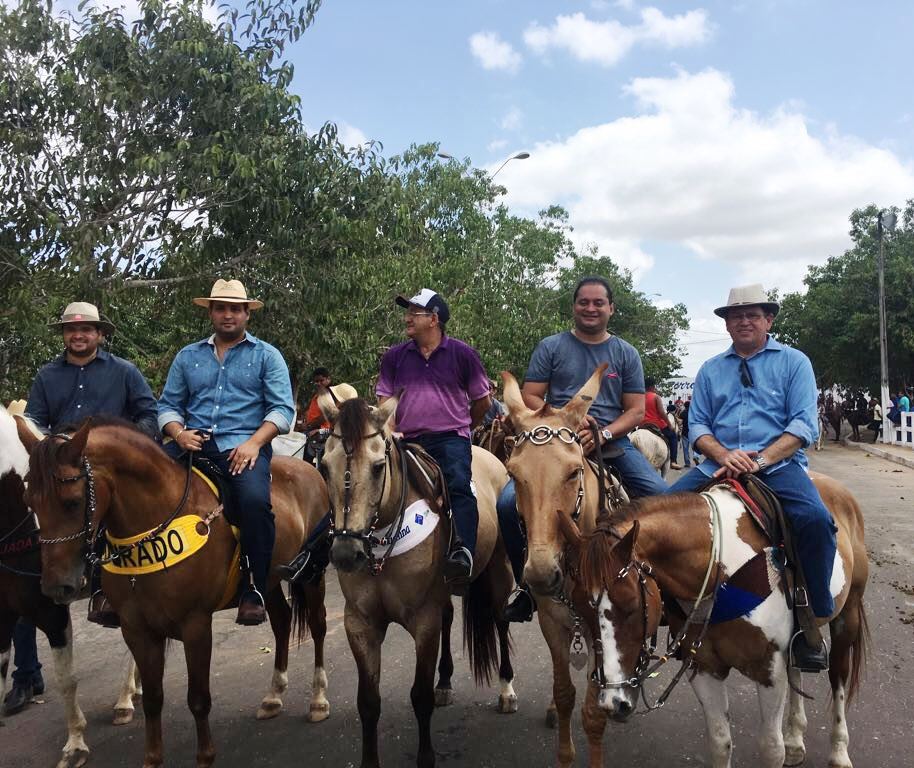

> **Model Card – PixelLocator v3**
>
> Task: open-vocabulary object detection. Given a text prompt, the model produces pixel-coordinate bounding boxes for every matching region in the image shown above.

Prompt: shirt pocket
[187,360,217,391]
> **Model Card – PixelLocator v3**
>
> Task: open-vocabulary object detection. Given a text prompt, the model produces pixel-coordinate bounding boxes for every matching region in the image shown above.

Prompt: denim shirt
[157,332,294,451]
[689,336,818,477]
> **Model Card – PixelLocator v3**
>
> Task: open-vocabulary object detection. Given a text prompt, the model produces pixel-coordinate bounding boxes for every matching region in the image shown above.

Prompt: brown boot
[87,591,120,628]
[235,590,267,626]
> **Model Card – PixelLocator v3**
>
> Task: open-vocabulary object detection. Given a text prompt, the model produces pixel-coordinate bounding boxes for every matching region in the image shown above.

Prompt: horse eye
[372,462,385,476]
[566,470,579,483]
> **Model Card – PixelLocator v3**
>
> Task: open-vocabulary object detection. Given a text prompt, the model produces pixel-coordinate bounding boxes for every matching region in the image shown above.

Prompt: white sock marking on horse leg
[0,647,10,705]
[50,628,89,763]
[306,665,330,721]
[499,678,516,700]
[257,668,288,718]
[755,655,788,768]
[690,671,733,768]
[784,666,808,764]
[829,681,853,768]
[113,656,137,718]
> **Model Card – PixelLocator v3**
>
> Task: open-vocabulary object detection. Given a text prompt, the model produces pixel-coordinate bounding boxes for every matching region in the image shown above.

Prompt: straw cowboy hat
[49,302,116,334]
[714,283,780,319]
[193,279,264,310]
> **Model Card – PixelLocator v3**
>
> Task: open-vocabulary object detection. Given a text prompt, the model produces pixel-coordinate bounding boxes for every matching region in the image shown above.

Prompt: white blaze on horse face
[594,591,631,711]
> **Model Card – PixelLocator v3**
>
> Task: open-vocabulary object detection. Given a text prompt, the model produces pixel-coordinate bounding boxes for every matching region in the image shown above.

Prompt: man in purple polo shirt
[376,289,491,583]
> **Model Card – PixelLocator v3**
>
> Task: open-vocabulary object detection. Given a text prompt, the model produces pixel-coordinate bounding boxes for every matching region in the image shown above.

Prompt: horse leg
[113,654,139,725]
[690,670,733,768]
[181,616,216,768]
[827,607,862,768]
[495,618,517,714]
[754,655,788,768]
[345,609,386,768]
[581,680,607,768]
[47,617,89,768]
[123,627,167,768]
[410,612,441,768]
[784,667,808,767]
[538,610,576,768]
[434,597,455,707]
[257,587,291,720]
[304,579,330,722]
[0,626,10,707]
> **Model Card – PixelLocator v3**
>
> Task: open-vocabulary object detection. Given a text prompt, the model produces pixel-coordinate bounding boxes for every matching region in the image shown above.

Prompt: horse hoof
[56,749,89,768]
[306,701,330,723]
[497,694,518,714]
[784,746,806,766]
[113,707,135,725]
[434,687,454,707]
[256,700,283,720]
[545,707,558,729]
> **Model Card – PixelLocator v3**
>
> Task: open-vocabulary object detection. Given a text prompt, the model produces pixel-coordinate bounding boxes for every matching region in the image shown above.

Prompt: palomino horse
[629,426,670,478]
[500,364,627,768]
[578,480,869,768]
[319,397,516,768]
[16,417,331,768]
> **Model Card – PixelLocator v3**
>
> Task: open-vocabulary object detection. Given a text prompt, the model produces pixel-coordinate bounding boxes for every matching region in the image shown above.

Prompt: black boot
[87,590,121,628]
[443,546,473,586]
[2,682,34,716]
[504,585,536,623]
[790,631,828,672]
[236,588,267,626]
[277,532,332,585]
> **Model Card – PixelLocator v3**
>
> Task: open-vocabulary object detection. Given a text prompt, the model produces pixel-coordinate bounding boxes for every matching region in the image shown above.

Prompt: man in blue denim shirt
[668,284,837,671]
[158,280,294,625]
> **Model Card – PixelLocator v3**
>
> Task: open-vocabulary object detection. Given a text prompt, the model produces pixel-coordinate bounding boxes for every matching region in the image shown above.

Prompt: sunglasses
[739,358,754,388]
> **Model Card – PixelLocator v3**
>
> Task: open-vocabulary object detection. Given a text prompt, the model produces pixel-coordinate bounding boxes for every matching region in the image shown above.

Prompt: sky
[282,0,914,375]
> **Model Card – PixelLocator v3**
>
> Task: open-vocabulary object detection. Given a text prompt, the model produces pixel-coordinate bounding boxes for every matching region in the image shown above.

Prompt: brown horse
[578,480,869,768]
[501,364,628,768]
[15,417,331,768]
[471,418,514,465]
[318,396,516,768]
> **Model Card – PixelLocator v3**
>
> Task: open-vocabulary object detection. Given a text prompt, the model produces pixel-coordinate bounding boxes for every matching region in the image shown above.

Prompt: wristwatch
[601,428,613,443]
[754,455,769,470]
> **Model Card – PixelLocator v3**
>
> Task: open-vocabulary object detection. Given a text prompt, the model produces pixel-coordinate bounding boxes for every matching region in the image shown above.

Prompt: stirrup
[277,549,312,583]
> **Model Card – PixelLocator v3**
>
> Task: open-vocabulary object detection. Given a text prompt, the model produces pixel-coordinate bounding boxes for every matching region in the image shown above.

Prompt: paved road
[10,445,914,767]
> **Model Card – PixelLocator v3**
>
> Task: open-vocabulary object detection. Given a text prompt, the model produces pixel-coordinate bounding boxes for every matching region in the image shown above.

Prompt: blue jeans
[164,440,274,594]
[414,433,478,556]
[680,434,692,466]
[609,437,669,497]
[496,481,526,583]
[11,619,41,686]
[668,463,838,618]
[661,427,679,464]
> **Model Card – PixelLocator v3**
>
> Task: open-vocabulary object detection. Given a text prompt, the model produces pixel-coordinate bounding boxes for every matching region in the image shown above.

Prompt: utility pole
[877,209,897,443]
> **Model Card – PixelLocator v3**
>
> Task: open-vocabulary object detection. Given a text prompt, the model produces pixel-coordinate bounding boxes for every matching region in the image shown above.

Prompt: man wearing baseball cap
[158,279,294,625]
[6,302,157,715]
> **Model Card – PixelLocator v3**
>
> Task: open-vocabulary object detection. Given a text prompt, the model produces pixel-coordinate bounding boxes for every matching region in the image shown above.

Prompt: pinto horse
[578,481,869,768]
[500,364,629,768]
[319,396,516,768]
[16,417,331,768]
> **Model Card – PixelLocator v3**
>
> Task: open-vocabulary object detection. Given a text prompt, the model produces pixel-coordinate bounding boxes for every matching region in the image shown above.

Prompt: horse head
[319,395,398,573]
[16,417,94,603]
[501,363,607,597]
[579,518,663,721]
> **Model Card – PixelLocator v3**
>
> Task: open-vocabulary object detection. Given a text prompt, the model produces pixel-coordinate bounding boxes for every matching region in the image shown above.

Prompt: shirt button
[77,404,81,408]
[218,386,222,390]
[215,406,219,410]
[79,385,83,389]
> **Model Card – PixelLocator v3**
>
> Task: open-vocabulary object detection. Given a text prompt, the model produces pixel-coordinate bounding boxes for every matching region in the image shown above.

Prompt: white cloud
[500,107,523,131]
[524,8,711,67]
[487,138,509,153]
[501,67,914,292]
[336,121,368,148]
[469,31,522,73]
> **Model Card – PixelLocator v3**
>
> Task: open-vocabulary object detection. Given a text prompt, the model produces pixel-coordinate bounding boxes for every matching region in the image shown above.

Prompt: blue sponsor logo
[414,513,424,525]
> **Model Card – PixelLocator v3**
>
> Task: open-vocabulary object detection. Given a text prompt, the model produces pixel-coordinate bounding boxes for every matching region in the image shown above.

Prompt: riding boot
[504,585,536,622]
[277,515,333,585]
[443,543,473,589]
[236,556,267,626]
[2,681,34,716]
[86,562,120,628]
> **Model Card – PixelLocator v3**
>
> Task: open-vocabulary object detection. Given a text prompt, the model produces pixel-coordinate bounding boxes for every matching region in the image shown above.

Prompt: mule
[629,427,670,478]
[578,480,869,768]
[15,417,331,768]
[319,397,516,768]
[500,364,628,768]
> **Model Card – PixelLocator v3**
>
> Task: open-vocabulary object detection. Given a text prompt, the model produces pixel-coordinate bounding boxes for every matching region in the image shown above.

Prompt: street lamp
[877,209,897,443]
[491,151,530,180]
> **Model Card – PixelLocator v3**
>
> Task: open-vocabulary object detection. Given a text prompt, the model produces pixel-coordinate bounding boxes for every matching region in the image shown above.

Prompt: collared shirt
[689,335,818,477]
[157,332,294,451]
[376,335,490,439]
[25,348,158,437]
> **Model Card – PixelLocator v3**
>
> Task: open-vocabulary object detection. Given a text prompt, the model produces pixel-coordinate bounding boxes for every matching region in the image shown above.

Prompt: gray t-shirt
[524,331,646,426]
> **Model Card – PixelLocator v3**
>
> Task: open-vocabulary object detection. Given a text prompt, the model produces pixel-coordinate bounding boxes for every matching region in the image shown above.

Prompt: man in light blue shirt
[668,284,837,672]
[158,279,294,625]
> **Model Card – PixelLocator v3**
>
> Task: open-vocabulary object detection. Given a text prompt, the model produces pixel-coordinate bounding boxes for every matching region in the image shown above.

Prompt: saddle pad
[370,499,439,559]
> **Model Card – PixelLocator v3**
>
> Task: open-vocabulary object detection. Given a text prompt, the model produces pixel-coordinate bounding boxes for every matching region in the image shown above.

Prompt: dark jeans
[11,619,41,686]
[164,440,275,594]
[661,426,679,464]
[414,433,478,556]
[496,481,526,583]
[668,462,838,618]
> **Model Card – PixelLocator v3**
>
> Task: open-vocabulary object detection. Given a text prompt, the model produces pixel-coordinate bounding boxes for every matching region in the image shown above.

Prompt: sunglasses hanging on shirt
[739,358,754,388]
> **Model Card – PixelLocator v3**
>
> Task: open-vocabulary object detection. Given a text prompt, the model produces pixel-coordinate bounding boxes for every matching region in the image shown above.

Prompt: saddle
[640,423,665,440]
[401,441,452,521]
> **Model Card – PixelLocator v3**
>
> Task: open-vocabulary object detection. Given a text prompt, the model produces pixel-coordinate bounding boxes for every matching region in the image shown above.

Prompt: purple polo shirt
[376,335,490,439]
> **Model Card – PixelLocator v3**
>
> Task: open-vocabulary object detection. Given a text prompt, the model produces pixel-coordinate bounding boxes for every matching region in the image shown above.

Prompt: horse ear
[501,371,532,424]
[612,519,639,567]
[317,391,339,424]
[14,416,41,454]
[563,363,608,424]
[60,419,91,465]
[373,396,398,432]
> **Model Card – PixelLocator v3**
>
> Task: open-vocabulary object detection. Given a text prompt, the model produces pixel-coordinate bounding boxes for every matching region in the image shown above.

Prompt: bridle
[514,425,586,522]
[326,429,410,575]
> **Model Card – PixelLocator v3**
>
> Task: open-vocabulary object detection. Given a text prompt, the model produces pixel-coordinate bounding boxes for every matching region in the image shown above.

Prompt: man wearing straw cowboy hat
[668,283,836,672]
[158,279,294,625]
[5,302,157,715]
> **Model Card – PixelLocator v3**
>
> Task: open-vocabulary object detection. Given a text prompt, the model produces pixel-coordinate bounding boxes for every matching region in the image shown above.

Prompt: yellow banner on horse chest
[102,515,211,575]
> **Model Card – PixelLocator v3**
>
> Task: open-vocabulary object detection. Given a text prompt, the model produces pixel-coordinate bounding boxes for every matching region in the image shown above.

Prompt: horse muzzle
[330,536,369,573]
[41,573,82,605]
[598,687,635,722]
[523,551,563,598]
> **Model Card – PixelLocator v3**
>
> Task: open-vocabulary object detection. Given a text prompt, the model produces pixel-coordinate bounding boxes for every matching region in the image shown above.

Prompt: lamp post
[491,151,530,180]
[877,209,897,443]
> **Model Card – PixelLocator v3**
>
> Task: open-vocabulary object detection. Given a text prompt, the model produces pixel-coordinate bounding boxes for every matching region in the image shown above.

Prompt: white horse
[630,426,670,478]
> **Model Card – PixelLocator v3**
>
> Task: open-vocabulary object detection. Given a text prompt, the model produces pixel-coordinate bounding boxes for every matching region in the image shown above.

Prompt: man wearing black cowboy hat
[6,302,157,716]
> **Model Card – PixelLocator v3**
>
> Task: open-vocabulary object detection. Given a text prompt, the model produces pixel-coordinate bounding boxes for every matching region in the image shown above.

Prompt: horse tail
[463,576,499,686]
[845,595,870,704]
[289,578,313,645]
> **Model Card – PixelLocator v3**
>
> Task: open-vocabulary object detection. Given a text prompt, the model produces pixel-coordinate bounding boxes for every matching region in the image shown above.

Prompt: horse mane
[336,398,373,454]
